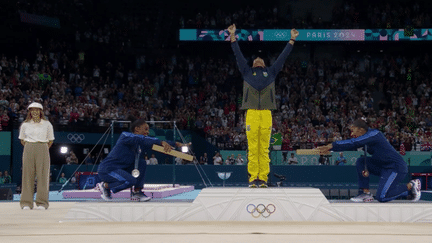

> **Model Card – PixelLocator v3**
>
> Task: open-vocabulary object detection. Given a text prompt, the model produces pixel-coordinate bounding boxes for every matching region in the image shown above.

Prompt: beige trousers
[20,142,50,209]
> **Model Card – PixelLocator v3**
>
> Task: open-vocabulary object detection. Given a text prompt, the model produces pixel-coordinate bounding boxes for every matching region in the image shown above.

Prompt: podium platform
[63,188,432,223]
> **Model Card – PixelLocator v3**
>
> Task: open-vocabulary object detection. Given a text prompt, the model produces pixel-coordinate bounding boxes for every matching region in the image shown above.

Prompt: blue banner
[180,29,432,41]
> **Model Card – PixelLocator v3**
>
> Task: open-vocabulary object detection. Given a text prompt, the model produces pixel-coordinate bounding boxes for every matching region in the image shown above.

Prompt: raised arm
[228,24,250,76]
[269,28,299,76]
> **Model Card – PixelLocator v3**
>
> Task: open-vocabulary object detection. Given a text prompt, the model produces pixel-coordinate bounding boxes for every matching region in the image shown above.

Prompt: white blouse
[19,120,55,143]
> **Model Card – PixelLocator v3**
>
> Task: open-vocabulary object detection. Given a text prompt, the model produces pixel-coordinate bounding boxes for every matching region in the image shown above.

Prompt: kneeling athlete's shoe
[350,192,374,202]
[131,189,151,202]
[97,182,112,201]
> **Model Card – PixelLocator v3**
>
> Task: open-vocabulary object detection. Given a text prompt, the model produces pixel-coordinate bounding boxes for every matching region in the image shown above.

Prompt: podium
[63,187,432,223]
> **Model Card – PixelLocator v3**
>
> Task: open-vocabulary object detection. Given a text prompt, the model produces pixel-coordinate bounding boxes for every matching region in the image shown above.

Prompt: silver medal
[132,169,140,178]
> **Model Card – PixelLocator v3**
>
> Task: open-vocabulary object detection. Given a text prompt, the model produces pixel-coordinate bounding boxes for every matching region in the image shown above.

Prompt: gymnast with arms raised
[97,117,187,201]
[317,118,421,202]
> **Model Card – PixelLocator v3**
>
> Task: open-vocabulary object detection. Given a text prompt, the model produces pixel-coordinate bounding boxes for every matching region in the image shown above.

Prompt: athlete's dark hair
[352,118,369,131]
[128,115,147,133]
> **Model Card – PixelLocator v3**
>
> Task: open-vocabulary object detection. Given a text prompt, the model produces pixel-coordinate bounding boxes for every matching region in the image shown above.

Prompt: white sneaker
[97,182,112,201]
[410,179,421,202]
[350,192,374,202]
[22,206,31,210]
[35,206,46,210]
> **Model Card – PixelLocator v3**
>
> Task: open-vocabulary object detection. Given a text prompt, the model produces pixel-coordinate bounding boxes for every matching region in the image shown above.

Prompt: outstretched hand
[316,144,332,155]
[291,28,299,39]
[161,141,172,153]
[227,24,236,35]
[175,142,192,148]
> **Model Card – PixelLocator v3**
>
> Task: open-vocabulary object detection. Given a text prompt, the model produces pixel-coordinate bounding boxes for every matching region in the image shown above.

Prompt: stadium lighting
[60,146,68,154]
[181,146,188,153]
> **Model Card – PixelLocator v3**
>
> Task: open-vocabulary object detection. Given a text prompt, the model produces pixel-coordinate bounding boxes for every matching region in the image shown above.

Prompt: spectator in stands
[335,152,347,166]
[318,155,326,165]
[235,154,245,165]
[18,102,54,210]
[84,153,95,165]
[3,171,11,183]
[202,152,209,165]
[281,134,292,163]
[225,154,235,165]
[149,154,158,165]
[287,153,298,165]
[144,155,150,165]
[2,0,432,166]
[66,151,79,165]
[213,152,223,165]
[0,110,9,131]
[0,171,3,184]
[58,173,67,184]
[420,138,431,151]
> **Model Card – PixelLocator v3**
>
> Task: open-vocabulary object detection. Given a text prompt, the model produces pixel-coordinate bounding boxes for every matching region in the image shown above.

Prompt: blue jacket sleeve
[231,41,251,76]
[121,132,178,149]
[332,130,380,151]
[269,42,293,76]
[121,132,162,148]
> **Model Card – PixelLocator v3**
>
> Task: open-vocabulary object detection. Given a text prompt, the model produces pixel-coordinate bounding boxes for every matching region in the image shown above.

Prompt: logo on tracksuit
[263,72,268,77]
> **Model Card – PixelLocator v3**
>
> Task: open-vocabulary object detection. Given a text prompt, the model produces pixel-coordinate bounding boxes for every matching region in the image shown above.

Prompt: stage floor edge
[62,187,432,223]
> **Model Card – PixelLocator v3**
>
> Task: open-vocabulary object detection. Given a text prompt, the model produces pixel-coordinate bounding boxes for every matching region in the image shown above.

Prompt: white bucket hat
[28,102,43,110]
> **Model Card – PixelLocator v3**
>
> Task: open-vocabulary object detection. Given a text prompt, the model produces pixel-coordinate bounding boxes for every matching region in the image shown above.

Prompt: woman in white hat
[18,102,54,210]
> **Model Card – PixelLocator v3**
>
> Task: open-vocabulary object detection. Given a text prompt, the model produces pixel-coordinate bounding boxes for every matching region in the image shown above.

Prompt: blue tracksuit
[231,41,293,91]
[97,132,176,193]
[332,129,409,202]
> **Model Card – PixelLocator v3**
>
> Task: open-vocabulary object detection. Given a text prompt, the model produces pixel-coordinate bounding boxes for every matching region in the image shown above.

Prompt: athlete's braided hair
[128,115,147,133]
[352,117,369,131]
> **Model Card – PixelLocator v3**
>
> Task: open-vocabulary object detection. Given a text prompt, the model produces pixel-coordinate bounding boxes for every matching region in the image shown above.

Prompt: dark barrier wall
[0,132,12,173]
[144,165,432,185]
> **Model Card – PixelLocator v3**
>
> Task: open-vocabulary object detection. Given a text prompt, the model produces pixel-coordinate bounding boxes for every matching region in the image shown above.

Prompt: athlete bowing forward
[317,118,421,202]
[97,118,187,201]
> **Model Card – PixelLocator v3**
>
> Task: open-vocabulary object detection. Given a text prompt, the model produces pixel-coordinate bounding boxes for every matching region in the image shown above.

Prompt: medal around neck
[132,169,140,178]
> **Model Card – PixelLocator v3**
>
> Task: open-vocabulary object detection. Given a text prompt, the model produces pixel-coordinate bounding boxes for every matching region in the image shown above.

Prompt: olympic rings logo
[246,204,276,218]
[67,133,85,143]
[274,32,287,38]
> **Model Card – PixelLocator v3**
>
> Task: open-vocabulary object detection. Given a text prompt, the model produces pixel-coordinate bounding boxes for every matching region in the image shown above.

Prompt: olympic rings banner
[179,29,432,41]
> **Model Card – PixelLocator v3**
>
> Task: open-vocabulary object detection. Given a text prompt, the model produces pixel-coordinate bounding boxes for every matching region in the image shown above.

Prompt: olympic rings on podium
[246,204,276,218]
